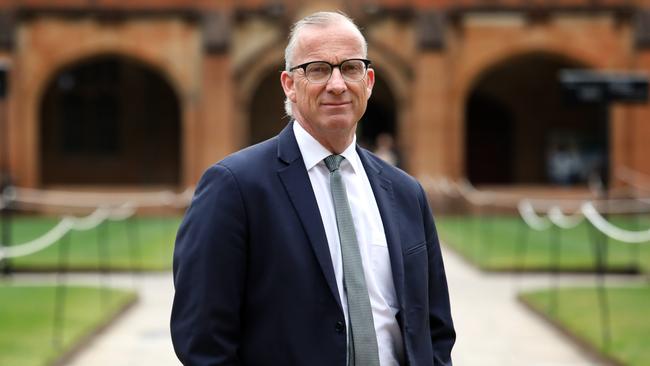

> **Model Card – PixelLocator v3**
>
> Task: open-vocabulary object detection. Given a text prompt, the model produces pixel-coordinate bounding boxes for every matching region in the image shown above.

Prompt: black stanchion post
[96,220,111,308]
[630,187,642,272]
[0,183,11,277]
[157,214,172,261]
[560,68,649,350]
[454,210,462,243]
[125,215,142,288]
[587,216,612,350]
[0,62,12,277]
[515,220,530,273]
[549,224,561,316]
[481,204,495,267]
[599,178,612,349]
[514,217,531,291]
[471,205,481,263]
[53,232,71,349]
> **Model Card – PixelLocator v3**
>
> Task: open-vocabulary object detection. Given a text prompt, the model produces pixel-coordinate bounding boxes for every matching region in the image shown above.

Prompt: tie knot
[324,155,344,172]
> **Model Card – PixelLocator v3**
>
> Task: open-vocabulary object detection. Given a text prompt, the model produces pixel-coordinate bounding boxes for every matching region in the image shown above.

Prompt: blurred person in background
[373,132,399,167]
[547,140,583,185]
[171,11,455,366]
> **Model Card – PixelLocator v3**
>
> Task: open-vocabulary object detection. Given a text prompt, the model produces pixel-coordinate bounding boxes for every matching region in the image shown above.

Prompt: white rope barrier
[427,177,650,214]
[581,202,650,244]
[419,175,437,194]
[0,218,73,259]
[517,200,552,231]
[107,203,137,221]
[438,177,460,198]
[456,180,501,206]
[617,166,650,187]
[11,186,193,209]
[0,208,105,259]
[0,203,139,260]
[420,176,650,240]
[0,184,193,261]
[548,206,584,229]
[64,207,111,231]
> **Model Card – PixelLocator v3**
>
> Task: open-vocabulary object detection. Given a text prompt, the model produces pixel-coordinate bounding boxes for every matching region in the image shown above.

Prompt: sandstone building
[1,0,649,191]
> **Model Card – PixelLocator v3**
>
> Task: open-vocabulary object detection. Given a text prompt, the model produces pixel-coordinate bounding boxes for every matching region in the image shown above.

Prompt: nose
[326,67,347,94]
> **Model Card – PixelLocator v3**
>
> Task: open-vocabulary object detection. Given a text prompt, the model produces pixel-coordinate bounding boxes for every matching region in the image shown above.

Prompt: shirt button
[335,321,345,333]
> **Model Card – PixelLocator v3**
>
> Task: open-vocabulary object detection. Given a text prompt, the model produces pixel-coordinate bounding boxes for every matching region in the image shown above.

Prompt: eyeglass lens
[305,60,367,83]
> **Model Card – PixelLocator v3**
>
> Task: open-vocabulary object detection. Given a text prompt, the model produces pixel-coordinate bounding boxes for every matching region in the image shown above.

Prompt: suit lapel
[357,148,406,310]
[276,123,343,311]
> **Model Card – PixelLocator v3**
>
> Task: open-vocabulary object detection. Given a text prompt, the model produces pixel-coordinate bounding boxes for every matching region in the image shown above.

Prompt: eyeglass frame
[288,58,372,83]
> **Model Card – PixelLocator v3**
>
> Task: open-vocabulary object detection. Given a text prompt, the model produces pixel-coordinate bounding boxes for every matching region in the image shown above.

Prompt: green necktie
[324,155,380,366]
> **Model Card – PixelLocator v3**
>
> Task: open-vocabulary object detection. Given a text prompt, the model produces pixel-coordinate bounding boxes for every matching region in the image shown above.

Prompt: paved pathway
[443,246,605,366]
[64,273,179,366]
[16,244,638,365]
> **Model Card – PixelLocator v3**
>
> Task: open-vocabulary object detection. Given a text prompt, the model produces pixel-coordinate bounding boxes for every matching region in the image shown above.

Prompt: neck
[294,118,355,154]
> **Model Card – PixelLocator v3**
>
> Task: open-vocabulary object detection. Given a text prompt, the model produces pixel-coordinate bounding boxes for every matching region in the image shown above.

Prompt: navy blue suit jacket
[171,122,455,366]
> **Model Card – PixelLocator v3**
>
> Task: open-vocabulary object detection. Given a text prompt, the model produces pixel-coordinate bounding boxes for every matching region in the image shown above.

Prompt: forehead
[294,21,365,63]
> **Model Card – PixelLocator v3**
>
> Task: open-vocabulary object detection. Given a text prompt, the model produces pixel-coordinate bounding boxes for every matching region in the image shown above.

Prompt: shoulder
[197,136,280,185]
[360,147,422,189]
[220,137,278,171]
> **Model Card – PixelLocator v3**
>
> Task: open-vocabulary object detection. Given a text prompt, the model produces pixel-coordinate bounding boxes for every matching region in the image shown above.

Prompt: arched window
[465,53,607,185]
[40,55,181,185]
[249,65,289,145]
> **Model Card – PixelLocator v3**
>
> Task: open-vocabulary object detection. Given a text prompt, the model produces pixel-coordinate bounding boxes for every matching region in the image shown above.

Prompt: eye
[342,62,362,72]
[341,61,365,77]
[306,63,330,76]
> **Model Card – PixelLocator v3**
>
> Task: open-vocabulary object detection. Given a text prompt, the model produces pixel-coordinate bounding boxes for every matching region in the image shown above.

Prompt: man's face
[281,22,374,149]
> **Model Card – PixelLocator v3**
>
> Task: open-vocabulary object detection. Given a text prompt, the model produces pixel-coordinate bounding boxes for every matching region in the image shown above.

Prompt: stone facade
[0,0,649,189]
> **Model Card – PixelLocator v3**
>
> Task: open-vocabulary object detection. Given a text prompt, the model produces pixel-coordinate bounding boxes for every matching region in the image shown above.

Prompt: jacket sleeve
[418,183,456,365]
[171,163,248,365]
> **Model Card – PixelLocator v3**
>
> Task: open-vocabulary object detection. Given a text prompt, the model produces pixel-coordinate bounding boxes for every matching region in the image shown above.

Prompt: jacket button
[335,321,345,333]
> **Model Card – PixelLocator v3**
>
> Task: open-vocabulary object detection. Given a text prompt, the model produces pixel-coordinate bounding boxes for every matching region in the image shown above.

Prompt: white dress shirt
[293,122,404,366]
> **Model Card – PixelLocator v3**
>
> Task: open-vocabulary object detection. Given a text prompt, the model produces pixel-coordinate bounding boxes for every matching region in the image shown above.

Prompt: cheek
[303,88,323,105]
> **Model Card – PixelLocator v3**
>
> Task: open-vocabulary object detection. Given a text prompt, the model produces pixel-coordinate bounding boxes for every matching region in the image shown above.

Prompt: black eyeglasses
[289,59,371,83]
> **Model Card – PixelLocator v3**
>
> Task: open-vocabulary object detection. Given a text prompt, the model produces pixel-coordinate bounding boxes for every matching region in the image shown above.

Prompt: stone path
[64,273,179,366]
[15,244,640,365]
[443,246,605,366]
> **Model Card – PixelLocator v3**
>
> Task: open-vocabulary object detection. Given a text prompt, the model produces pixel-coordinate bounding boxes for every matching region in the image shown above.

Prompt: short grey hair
[283,11,368,117]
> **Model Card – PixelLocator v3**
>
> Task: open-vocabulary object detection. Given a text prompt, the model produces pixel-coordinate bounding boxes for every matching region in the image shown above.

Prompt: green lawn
[4,216,181,271]
[0,283,136,366]
[521,285,650,366]
[436,214,650,273]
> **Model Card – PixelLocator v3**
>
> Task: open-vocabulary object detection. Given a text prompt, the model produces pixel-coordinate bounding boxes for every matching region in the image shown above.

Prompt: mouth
[321,101,351,107]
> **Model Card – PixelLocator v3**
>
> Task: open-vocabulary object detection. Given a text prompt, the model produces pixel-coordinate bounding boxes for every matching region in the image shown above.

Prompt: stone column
[410,11,453,180]
[191,12,235,186]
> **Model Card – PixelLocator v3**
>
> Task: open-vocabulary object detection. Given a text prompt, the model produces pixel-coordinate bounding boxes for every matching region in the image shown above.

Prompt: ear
[365,67,375,99]
[281,71,297,103]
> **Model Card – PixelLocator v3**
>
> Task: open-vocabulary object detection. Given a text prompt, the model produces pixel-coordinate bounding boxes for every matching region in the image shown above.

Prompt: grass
[4,215,181,271]
[435,214,650,273]
[520,285,650,366]
[0,283,136,366]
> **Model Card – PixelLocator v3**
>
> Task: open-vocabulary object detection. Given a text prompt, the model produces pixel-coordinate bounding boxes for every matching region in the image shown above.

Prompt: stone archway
[248,64,289,145]
[465,52,607,185]
[359,73,399,163]
[40,54,181,185]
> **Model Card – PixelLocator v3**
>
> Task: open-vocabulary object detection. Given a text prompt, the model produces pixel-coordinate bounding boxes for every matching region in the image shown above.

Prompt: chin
[321,116,356,131]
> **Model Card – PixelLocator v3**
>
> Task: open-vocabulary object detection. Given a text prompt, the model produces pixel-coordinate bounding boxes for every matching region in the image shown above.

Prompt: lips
[321,101,351,107]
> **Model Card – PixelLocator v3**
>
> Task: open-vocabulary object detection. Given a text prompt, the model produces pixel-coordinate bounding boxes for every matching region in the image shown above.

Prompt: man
[171,11,455,366]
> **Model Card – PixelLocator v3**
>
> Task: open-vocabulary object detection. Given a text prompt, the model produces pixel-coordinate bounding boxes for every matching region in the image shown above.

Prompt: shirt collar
[292,120,361,174]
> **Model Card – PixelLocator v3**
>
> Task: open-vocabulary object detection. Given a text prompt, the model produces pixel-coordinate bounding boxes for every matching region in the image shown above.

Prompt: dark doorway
[40,55,181,185]
[466,92,514,184]
[465,53,608,185]
[249,66,288,145]
[359,74,398,164]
